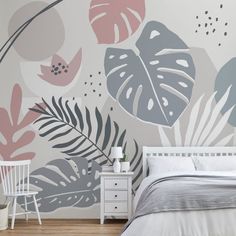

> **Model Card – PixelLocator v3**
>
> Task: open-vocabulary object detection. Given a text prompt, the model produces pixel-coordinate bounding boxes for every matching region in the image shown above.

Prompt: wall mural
[215,58,236,127]
[28,97,142,191]
[105,21,196,127]
[18,158,101,212]
[158,87,234,146]
[0,84,42,183]
[0,84,41,163]
[194,3,229,47]
[31,97,131,165]
[1,0,64,63]
[0,0,235,217]
[38,49,82,86]
[89,0,146,44]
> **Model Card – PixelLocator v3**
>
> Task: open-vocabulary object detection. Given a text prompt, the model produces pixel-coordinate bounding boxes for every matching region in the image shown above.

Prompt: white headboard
[143,146,236,178]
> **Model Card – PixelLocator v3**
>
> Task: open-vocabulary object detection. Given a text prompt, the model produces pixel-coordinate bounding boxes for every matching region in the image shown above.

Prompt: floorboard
[0,219,126,236]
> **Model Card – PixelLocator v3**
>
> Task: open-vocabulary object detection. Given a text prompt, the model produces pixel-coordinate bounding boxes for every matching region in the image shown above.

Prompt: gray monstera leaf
[105,21,196,127]
[17,158,101,212]
[215,58,236,127]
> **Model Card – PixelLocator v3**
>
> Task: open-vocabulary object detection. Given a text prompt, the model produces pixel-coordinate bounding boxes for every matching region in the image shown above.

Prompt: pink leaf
[10,84,22,126]
[0,108,13,140]
[11,152,35,161]
[0,84,38,182]
[89,0,145,44]
[14,131,35,150]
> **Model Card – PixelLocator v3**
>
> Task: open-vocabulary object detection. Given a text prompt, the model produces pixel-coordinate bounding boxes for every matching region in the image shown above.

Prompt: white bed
[122,146,236,236]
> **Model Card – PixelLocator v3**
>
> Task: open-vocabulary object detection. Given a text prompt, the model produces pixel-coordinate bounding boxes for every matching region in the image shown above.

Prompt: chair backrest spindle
[18,165,21,194]
[27,164,30,193]
[0,160,31,196]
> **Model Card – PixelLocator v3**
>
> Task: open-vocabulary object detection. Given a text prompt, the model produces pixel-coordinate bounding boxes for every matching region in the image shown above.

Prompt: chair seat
[5,191,38,197]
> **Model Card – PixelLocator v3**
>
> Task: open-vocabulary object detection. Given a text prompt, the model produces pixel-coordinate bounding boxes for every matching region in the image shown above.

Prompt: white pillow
[147,157,195,176]
[193,157,236,171]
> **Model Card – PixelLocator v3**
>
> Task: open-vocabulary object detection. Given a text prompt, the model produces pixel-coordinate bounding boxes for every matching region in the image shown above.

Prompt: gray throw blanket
[122,174,236,233]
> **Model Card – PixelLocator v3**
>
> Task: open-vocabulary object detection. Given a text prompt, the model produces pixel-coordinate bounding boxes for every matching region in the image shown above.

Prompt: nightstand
[99,172,134,224]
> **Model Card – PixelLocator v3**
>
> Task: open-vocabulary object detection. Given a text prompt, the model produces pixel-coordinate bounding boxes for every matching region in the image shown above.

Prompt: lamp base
[113,158,121,173]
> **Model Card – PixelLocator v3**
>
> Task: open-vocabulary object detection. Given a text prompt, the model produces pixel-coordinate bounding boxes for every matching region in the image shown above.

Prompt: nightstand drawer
[104,202,128,213]
[104,178,128,190]
[105,190,127,201]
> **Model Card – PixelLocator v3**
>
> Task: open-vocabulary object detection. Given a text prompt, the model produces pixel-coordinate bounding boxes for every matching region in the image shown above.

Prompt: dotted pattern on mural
[51,63,69,76]
[82,71,114,112]
[83,71,103,98]
[195,3,228,47]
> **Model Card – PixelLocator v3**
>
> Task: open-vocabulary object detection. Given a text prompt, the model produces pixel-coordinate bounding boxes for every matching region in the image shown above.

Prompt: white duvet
[122,171,236,236]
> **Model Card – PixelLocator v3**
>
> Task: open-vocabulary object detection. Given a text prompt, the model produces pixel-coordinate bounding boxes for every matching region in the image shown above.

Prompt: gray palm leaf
[17,158,101,212]
[30,97,127,166]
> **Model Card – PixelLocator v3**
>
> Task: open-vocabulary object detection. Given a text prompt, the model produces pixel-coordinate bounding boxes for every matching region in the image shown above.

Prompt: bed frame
[143,146,236,178]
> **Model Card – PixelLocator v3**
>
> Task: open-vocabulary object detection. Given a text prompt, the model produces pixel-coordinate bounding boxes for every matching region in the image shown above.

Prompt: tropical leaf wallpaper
[105,21,196,127]
[0,0,235,218]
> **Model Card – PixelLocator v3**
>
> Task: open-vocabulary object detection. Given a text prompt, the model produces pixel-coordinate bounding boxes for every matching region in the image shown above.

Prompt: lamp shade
[110,147,123,159]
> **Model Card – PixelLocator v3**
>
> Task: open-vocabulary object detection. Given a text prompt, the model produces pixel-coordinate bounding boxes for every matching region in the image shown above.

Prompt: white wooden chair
[0,160,42,229]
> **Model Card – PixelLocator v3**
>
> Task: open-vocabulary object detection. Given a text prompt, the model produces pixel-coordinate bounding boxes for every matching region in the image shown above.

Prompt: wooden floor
[0,219,126,236]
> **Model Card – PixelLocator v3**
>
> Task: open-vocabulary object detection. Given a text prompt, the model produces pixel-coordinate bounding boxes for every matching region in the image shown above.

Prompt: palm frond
[158,126,171,146]
[197,86,231,145]
[203,106,234,146]
[31,97,143,191]
[31,97,129,165]
[174,120,182,146]
[158,88,234,147]
[184,95,204,146]
[191,92,216,145]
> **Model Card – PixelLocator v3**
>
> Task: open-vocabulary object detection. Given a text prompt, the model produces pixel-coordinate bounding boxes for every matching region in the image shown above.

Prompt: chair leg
[24,196,28,221]
[33,195,42,225]
[11,197,17,230]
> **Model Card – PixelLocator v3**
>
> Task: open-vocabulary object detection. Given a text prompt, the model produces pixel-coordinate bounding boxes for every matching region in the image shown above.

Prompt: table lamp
[111,147,123,173]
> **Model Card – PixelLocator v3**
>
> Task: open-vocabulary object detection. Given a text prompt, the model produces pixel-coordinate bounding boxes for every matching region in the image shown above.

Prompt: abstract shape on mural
[7,0,65,61]
[194,3,228,47]
[0,84,42,162]
[30,97,127,166]
[105,21,196,127]
[215,58,236,126]
[89,0,145,44]
[158,87,234,146]
[83,71,104,98]
[18,158,101,212]
[38,49,82,86]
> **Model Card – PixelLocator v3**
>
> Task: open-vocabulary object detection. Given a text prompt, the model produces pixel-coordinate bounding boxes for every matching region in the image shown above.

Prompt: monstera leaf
[105,21,196,127]
[89,0,145,44]
[18,158,101,212]
[215,58,236,127]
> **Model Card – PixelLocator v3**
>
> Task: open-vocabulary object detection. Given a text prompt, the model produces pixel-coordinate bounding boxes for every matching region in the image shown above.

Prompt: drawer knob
[115,195,117,198]
[115,206,117,209]
[114,183,118,186]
